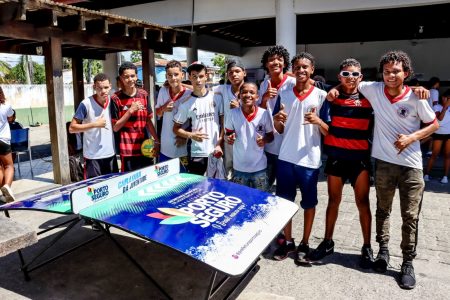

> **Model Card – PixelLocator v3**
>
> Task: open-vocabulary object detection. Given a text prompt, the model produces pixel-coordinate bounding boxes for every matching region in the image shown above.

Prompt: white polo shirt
[258,75,296,155]
[359,81,436,169]
[278,86,327,168]
[155,86,191,158]
[225,106,273,173]
[434,104,450,134]
[173,91,223,158]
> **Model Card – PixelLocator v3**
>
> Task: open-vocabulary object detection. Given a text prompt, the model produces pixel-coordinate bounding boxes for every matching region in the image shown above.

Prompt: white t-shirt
[155,86,191,158]
[428,88,439,108]
[433,104,450,134]
[0,103,13,144]
[258,75,296,155]
[225,106,273,173]
[278,86,327,168]
[73,96,115,160]
[215,84,239,124]
[359,81,436,169]
[173,91,223,158]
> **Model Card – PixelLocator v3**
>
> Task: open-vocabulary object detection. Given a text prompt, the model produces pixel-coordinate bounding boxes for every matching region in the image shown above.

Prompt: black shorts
[121,155,154,172]
[0,140,11,155]
[432,133,450,141]
[188,157,208,175]
[85,155,119,179]
[325,158,371,187]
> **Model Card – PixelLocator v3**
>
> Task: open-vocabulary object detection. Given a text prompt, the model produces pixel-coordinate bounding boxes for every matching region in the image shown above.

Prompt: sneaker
[273,240,296,261]
[294,242,311,265]
[423,174,430,182]
[373,247,390,273]
[309,239,334,261]
[441,176,448,184]
[0,195,6,205]
[360,245,374,269]
[399,260,416,289]
[0,184,16,203]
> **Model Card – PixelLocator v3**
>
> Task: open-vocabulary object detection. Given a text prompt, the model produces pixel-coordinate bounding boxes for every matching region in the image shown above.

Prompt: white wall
[111,0,449,26]
[241,38,450,82]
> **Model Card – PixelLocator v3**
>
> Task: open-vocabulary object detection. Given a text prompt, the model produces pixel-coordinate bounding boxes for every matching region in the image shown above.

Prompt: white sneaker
[424,175,430,182]
[441,176,448,184]
[0,184,16,203]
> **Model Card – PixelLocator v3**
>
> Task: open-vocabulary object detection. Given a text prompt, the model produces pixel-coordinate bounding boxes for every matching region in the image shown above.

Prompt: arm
[69,117,107,134]
[156,100,174,117]
[256,131,274,147]
[436,101,449,121]
[304,112,329,136]
[395,120,439,154]
[112,101,141,132]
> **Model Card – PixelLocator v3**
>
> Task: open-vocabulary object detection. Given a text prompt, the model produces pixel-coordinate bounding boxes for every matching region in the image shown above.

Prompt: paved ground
[0,124,449,299]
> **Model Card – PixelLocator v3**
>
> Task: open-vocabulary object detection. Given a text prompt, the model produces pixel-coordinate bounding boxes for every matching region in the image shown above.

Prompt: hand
[174,136,187,147]
[443,97,450,108]
[273,103,287,127]
[213,145,223,158]
[94,114,107,129]
[262,81,278,103]
[412,86,430,99]
[226,133,236,145]
[304,107,319,125]
[230,99,239,109]
[394,133,415,154]
[130,101,144,113]
[165,100,175,112]
[327,88,340,102]
[190,127,209,142]
[256,133,265,147]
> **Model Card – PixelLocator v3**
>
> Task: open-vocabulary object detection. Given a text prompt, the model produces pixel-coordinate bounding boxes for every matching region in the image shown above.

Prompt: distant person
[225,82,274,191]
[0,86,16,203]
[69,73,118,179]
[427,77,440,107]
[424,89,450,184]
[8,109,24,130]
[155,60,191,171]
[111,62,160,172]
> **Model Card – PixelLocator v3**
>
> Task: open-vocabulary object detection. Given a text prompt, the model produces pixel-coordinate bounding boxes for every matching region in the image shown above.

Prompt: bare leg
[324,175,344,240]
[302,207,316,244]
[425,140,443,175]
[353,170,372,245]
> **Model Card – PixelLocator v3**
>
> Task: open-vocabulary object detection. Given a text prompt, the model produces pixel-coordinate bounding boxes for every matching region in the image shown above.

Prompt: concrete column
[186,32,198,64]
[276,0,296,59]
[103,53,120,90]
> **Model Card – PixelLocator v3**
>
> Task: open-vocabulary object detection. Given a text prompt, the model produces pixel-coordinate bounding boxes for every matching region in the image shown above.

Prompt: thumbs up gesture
[274,103,287,125]
[261,81,278,108]
[304,107,319,125]
[95,113,107,129]
[256,133,265,147]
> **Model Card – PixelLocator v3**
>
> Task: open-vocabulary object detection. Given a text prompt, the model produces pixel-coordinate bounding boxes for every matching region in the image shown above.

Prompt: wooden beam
[26,9,58,27]
[43,37,71,185]
[141,42,156,125]
[85,19,108,35]
[109,23,129,37]
[57,14,86,32]
[72,56,84,110]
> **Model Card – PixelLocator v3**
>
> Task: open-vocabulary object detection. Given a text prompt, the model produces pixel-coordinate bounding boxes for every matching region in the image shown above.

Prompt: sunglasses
[340,71,362,78]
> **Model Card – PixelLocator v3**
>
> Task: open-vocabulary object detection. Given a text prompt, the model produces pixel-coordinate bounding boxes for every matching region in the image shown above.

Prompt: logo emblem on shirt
[397,106,409,118]
[354,99,362,107]
[123,105,129,111]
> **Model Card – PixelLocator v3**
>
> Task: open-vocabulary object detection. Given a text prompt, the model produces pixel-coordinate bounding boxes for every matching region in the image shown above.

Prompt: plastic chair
[10,128,34,178]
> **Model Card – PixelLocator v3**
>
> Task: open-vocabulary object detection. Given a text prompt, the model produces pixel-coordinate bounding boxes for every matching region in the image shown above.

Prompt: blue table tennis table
[1,159,298,299]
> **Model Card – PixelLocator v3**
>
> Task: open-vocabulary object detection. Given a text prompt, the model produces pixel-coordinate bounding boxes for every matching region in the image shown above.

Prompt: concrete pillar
[276,0,296,59]
[186,32,198,64]
[103,53,120,91]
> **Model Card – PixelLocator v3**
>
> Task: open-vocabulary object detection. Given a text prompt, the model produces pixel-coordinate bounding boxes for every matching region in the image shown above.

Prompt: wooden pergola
[0,0,190,184]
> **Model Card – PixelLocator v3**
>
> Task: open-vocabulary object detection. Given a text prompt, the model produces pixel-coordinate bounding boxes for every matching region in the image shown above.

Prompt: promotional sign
[0,173,118,214]
[76,173,298,276]
[71,159,180,213]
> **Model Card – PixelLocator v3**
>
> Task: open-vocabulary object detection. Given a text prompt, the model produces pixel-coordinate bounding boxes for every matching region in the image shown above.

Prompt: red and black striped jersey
[324,91,374,160]
[111,89,153,157]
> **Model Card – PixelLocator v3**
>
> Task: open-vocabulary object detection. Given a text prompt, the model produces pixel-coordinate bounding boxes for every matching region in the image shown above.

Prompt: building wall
[241,38,450,82]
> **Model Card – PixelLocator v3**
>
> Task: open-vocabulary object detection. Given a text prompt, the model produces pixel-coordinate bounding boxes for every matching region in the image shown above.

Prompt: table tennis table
[1,159,298,299]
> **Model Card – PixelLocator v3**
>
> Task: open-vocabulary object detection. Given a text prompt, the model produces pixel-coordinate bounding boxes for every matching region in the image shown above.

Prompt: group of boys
[71,47,438,290]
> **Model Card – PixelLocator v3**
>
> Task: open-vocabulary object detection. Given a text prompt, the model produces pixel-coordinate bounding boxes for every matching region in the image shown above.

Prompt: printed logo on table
[154,164,169,177]
[86,185,109,202]
[147,208,195,225]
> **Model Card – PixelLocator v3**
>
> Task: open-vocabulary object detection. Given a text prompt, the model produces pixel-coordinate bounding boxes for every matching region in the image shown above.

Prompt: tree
[211,53,228,80]
[130,51,141,63]
[5,55,45,84]
[83,59,103,83]
[0,61,11,83]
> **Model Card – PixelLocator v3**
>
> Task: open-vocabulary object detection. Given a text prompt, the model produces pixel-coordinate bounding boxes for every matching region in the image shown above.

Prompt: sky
[0,48,217,67]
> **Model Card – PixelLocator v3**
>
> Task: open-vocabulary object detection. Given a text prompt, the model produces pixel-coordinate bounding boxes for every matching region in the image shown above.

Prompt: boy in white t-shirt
[69,73,118,179]
[155,60,191,172]
[215,60,246,179]
[173,61,224,176]
[258,45,296,190]
[272,52,329,262]
[330,51,438,289]
[225,82,274,191]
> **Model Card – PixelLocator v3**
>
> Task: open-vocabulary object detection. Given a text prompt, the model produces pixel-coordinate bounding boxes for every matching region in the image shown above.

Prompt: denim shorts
[232,169,268,192]
[276,159,319,209]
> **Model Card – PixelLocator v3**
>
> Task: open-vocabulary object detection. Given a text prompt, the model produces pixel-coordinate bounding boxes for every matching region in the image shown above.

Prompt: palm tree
[0,61,12,83]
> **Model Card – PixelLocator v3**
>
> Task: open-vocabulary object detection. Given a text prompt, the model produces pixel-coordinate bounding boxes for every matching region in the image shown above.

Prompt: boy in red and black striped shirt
[111,62,160,172]
[309,58,374,268]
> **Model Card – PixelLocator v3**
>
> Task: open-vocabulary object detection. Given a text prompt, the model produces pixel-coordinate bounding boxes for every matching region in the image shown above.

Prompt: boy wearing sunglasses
[328,51,438,289]
[309,59,374,268]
